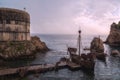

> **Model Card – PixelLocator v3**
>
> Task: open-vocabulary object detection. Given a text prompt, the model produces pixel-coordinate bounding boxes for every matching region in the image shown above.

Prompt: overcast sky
[0,0,120,35]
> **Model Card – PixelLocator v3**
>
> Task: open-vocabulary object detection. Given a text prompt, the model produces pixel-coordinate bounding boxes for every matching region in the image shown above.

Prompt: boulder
[111,50,120,56]
[90,37,106,61]
[90,37,104,53]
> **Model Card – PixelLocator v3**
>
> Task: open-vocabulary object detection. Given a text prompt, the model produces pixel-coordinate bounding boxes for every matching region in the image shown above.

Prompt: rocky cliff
[106,22,120,46]
[0,36,49,60]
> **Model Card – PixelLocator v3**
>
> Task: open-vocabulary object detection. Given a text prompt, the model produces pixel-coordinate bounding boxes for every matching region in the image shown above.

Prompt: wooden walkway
[0,61,80,77]
[0,62,67,76]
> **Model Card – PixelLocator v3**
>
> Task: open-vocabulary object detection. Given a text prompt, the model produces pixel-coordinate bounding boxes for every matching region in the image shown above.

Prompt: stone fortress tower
[0,8,30,41]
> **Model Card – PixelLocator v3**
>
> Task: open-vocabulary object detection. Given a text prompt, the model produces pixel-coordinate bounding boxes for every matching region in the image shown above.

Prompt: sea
[23,34,120,80]
[5,34,120,80]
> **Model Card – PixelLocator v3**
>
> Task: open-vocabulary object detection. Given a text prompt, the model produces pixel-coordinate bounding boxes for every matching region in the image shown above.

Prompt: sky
[0,0,120,35]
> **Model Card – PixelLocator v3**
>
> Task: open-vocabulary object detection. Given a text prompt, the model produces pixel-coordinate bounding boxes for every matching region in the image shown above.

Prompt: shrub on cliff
[0,36,49,60]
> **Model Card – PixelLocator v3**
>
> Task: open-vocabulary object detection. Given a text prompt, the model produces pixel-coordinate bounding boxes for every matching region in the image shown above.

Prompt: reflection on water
[28,69,94,80]
[29,51,95,80]
[29,51,120,80]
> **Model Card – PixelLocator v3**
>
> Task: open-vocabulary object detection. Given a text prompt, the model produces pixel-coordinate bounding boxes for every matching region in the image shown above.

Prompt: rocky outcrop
[31,36,49,52]
[106,22,120,46]
[90,37,106,61]
[0,36,49,60]
[90,37,104,53]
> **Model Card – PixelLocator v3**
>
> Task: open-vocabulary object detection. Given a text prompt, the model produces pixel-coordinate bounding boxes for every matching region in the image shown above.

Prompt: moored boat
[67,30,95,71]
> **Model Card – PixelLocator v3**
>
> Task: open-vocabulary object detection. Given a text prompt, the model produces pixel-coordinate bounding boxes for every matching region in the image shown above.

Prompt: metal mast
[78,30,81,56]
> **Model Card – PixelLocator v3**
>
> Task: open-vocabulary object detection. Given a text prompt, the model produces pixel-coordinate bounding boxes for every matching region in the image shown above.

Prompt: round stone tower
[0,8,30,41]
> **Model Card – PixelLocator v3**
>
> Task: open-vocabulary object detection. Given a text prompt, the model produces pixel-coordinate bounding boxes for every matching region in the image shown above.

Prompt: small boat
[67,30,95,71]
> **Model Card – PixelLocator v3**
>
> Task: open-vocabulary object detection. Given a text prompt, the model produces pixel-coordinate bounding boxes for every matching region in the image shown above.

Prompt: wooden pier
[0,61,80,77]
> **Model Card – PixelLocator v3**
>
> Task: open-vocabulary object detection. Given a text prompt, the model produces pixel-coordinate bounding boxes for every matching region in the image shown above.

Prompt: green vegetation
[16,44,25,51]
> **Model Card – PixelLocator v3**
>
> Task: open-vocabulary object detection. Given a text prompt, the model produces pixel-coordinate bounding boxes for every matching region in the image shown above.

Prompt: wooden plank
[0,62,67,76]
[0,61,82,76]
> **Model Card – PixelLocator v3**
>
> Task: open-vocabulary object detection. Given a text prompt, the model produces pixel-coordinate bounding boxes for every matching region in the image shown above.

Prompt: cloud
[70,0,120,35]
[0,0,120,35]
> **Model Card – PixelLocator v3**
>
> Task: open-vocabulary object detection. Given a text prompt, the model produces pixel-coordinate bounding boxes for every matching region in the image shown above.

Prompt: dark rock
[90,37,104,53]
[31,36,49,52]
[90,37,106,61]
[96,53,107,61]
[111,50,120,56]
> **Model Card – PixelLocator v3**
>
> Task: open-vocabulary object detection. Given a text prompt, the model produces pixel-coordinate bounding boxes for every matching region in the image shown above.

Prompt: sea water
[28,34,120,80]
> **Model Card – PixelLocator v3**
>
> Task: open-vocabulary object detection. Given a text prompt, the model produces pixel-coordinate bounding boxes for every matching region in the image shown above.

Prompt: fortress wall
[0,8,30,41]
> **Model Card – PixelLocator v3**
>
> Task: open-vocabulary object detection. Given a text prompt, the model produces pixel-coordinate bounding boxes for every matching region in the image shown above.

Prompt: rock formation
[106,21,120,46]
[0,36,49,60]
[90,37,106,61]
[90,37,104,53]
